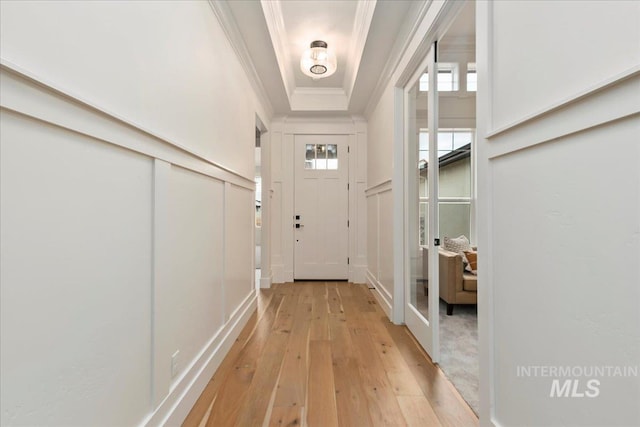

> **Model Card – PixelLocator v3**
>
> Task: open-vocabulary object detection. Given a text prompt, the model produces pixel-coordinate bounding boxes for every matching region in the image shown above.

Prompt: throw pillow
[443,235,471,254]
[463,250,478,274]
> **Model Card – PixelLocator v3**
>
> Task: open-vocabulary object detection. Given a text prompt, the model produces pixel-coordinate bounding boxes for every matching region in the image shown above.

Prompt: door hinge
[347,183,350,190]
[347,220,350,228]
[347,146,350,153]
[347,257,350,265]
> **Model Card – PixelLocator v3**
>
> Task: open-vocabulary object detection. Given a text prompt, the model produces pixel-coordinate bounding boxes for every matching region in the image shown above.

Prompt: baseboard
[366,270,393,319]
[349,264,367,284]
[260,273,272,289]
[140,291,257,427]
[272,264,285,283]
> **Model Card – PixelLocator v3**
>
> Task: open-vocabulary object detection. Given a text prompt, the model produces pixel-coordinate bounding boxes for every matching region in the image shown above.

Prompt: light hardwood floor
[183,282,478,427]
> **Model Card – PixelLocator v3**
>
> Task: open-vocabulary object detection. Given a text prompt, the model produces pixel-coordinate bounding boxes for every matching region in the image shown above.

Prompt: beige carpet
[416,288,479,415]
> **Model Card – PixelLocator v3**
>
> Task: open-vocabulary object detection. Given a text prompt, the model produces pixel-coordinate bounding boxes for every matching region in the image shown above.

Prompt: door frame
[402,45,440,361]
[390,0,468,345]
[271,119,366,285]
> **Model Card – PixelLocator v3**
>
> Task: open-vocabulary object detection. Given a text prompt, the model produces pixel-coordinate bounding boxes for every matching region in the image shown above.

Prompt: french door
[405,44,440,361]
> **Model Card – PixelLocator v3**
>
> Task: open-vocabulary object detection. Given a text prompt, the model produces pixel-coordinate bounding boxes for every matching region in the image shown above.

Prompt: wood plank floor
[183,282,478,427]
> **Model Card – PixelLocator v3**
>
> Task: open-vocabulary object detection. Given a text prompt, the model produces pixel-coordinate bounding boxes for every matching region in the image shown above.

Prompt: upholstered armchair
[422,247,478,315]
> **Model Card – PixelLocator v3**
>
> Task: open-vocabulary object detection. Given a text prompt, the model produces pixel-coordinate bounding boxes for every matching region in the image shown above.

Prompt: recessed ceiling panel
[281,0,358,88]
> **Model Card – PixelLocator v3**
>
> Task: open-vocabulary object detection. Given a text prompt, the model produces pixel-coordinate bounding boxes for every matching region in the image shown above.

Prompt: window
[305,144,338,170]
[467,62,477,92]
[418,63,459,92]
[417,128,474,246]
[418,128,473,162]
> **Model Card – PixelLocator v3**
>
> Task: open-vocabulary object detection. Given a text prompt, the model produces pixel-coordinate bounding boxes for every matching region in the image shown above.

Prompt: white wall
[365,84,396,315]
[477,1,640,425]
[0,1,268,425]
[364,0,451,321]
[367,86,395,188]
[269,117,367,284]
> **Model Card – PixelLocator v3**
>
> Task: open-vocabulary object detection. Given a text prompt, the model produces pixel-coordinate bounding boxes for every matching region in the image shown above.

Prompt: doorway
[255,127,262,288]
[402,0,479,414]
[293,135,349,280]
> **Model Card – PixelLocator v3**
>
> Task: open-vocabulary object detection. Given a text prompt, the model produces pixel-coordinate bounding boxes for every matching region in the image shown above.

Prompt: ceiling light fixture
[300,40,337,79]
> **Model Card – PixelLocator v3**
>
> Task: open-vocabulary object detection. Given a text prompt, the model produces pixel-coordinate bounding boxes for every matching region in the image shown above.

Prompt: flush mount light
[300,40,337,79]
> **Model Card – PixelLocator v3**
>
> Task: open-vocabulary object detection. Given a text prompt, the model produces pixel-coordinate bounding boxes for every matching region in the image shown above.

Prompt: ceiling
[223,0,419,117]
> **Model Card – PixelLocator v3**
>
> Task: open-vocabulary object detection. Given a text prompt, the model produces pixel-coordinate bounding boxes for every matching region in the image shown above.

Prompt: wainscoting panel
[0,109,153,426]
[365,180,393,317]
[477,1,640,421]
[0,63,258,427]
[224,183,255,322]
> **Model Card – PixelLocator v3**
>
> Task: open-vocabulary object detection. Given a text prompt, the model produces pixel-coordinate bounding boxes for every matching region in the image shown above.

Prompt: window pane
[327,144,338,169]
[419,150,428,163]
[439,202,470,240]
[467,62,477,92]
[453,132,473,150]
[419,73,429,91]
[439,156,471,198]
[419,131,428,151]
[315,144,326,169]
[436,63,458,91]
[437,70,453,91]
[420,174,428,198]
[305,144,314,169]
[419,202,429,246]
[438,132,453,152]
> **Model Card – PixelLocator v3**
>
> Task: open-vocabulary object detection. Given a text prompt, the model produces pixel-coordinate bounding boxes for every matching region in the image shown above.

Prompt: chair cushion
[462,273,477,292]
[463,250,477,274]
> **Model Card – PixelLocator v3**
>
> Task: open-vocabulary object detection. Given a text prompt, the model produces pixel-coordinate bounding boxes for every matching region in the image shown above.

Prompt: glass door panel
[405,43,439,360]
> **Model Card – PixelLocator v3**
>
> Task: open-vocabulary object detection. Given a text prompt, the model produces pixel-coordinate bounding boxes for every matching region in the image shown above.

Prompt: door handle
[295,223,304,229]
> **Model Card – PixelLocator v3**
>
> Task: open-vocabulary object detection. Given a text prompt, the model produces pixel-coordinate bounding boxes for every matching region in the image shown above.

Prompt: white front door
[294,135,349,280]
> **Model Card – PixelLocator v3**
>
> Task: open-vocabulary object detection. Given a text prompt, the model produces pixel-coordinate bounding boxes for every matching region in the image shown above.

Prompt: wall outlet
[171,350,180,378]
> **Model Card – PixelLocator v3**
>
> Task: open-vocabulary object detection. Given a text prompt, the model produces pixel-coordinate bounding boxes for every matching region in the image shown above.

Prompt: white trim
[365,179,392,195]
[0,60,255,190]
[259,0,295,101]
[258,124,273,290]
[289,88,349,112]
[343,0,378,98]
[486,65,640,139]
[207,0,274,120]
[485,73,640,158]
[392,86,406,326]
[261,0,376,112]
[366,270,392,318]
[260,275,273,289]
[365,0,432,118]
[476,0,499,424]
[393,0,462,90]
[140,291,257,427]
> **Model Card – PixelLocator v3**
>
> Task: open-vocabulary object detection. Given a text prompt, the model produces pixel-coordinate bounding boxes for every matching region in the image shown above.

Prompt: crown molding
[260,0,296,101]
[260,0,377,113]
[439,35,475,53]
[290,87,349,111]
[207,0,274,120]
[343,0,377,98]
[364,0,432,118]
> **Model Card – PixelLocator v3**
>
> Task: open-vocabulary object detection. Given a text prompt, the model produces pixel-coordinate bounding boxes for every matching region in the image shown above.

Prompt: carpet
[438,300,479,415]
[414,286,479,415]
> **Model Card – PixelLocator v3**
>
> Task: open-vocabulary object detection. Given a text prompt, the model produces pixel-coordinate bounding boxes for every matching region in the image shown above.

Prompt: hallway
[183,282,477,427]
